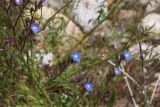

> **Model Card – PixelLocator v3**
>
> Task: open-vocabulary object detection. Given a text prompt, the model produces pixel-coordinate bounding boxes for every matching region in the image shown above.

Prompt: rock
[35,51,54,67]
[72,0,108,32]
[141,13,160,34]
[152,45,160,60]
[129,43,160,60]
[35,6,83,36]
[119,10,138,20]
[31,0,64,9]
[42,52,53,66]
[140,0,160,12]
[27,6,83,51]
[44,0,64,9]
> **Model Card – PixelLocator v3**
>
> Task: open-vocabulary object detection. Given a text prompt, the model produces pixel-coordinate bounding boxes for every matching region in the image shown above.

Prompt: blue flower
[84,81,94,92]
[14,0,23,5]
[114,67,120,76]
[70,51,81,63]
[31,23,40,33]
[123,50,132,61]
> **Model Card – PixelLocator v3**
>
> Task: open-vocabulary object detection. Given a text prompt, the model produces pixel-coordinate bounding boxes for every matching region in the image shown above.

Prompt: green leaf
[107,89,116,107]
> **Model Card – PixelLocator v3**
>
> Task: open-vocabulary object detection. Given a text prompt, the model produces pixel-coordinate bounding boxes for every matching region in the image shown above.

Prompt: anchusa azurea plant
[0,0,158,107]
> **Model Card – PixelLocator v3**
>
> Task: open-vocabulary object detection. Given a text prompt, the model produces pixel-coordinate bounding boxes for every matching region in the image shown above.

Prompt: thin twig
[1,4,16,36]
[121,63,138,107]
[124,76,138,107]
[108,60,138,106]
[14,0,30,27]
[150,73,160,104]
[139,41,147,106]
[108,60,143,89]
[39,0,74,32]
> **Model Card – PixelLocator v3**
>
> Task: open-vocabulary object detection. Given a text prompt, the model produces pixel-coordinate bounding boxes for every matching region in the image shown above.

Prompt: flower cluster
[113,50,132,76]
[70,52,94,92]
[14,0,42,33]
[15,0,133,94]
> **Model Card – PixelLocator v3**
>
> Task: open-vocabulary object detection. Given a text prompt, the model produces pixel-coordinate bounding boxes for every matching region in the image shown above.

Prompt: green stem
[14,0,30,27]
[39,0,73,32]
[57,0,121,65]
[22,51,53,105]
[86,32,159,70]
[0,26,12,36]
[1,4,16,36]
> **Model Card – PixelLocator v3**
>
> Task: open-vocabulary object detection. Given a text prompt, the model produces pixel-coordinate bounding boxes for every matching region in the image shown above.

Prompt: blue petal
[15,0,23,5]
[31,23,40,33]
[123,50,132,61]
[70,52,81,62]
[114,67,120,76]
[84,82,94,92]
